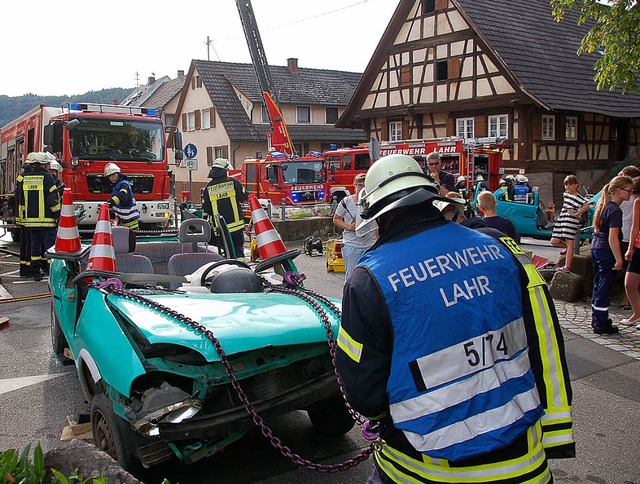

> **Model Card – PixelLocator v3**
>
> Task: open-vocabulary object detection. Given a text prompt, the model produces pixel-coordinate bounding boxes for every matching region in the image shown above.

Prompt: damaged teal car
[47,220,353,473]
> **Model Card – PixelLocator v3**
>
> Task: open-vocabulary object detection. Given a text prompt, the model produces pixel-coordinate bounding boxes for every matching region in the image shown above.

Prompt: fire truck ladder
[235,0,295,157]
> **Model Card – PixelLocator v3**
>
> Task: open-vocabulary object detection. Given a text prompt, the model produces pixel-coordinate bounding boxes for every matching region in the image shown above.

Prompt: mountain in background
[0,88,133,128]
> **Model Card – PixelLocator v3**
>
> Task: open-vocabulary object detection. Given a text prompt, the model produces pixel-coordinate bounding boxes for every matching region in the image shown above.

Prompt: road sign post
[183,144,198,204]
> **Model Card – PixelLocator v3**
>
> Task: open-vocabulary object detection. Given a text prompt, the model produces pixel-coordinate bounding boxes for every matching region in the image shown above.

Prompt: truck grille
[87,174,155,195]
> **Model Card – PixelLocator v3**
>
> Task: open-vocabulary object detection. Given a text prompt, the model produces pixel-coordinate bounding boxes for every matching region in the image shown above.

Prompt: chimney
[287,58,299,73]
[148,76,156,85]
[177,70,185,77]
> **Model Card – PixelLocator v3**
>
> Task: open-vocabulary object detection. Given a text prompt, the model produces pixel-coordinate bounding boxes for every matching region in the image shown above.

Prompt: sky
[1,0,400,97]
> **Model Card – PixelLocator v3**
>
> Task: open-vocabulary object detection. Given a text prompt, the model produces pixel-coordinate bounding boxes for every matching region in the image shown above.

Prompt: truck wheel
[307,395,355,436]
[91,393,144,476]
[50,301,67,356]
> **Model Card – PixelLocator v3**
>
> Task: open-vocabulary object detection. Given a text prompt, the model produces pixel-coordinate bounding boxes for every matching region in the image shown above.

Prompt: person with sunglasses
[591,175,634,334]
[425,151,455,195]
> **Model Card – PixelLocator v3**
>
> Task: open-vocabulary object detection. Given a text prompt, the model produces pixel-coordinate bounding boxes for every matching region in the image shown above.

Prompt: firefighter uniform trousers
[337,225,574,483]
[21,169,61,276]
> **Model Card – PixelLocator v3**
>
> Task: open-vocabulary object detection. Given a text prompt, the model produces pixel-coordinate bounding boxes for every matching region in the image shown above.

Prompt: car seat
[111,226,154,274]
[167,219,223,289]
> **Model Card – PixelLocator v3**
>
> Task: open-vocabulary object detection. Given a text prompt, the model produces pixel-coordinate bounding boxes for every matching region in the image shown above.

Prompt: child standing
[591,175,634,334]
[551,175,589,272]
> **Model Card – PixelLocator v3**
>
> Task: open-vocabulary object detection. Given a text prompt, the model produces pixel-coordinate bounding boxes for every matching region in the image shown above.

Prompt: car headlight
[132,383,202,436]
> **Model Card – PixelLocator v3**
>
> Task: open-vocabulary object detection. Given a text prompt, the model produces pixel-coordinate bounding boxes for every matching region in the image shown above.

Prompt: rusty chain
[95,278,374,472]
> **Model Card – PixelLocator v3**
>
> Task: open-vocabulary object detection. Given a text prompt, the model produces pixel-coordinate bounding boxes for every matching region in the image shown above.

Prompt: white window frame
[456,118,475,140]
[186,112,196,131]
[297,106,311,124]
[488,114,508,138]
[202,109,211,130]
[389,121,402,142]
[542,115,555,140]
[565,116,577,141]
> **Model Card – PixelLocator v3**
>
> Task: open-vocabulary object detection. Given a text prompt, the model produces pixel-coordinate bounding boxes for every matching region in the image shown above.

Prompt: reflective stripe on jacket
[358,223,542,462]
[203,178,247,233]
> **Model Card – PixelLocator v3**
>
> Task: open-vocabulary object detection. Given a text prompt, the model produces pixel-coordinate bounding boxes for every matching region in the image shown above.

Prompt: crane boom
[235,0,295,156]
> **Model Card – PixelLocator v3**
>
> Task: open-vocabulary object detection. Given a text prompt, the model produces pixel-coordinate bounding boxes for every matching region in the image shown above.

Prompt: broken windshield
[69,118,164,161]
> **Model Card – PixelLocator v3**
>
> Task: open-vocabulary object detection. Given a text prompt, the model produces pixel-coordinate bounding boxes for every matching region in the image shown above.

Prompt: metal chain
[97,282,373,472]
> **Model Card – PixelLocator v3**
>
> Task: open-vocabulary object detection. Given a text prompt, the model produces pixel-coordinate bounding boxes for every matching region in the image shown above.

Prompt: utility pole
[205,36,212,61]
[134,71,140,88]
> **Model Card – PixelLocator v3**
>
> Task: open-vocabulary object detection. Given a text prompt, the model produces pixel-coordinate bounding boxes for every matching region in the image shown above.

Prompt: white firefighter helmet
[48,160,63,172]
[457,175,466,183]
[476,175,485,182]
[104,163,121,177]
[516,174,527,183]
[213,158,231,170]
[359,154,442,225]
[499,178,507,185]
[25,152,49,164]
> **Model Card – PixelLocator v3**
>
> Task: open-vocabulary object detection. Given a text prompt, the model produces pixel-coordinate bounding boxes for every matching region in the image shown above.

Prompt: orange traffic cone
[54,188,82,253]
[249,195,300,273]
[85,204,117,272]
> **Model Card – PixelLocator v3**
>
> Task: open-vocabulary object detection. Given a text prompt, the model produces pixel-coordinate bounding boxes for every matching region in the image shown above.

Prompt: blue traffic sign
[184,143,197,159]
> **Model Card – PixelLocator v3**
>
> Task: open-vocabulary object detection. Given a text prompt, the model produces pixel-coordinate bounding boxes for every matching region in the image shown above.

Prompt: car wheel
[50,300,67,356]
[91,393,144,475]
[307,395,355,436]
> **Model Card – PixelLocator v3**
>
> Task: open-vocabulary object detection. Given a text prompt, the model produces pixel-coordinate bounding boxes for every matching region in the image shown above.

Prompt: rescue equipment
[325,239,345,273]
[303,236,323,256]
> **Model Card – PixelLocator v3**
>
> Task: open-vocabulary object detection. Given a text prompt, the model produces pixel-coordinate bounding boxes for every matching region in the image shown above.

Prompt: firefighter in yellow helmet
[21,152,61,281]
[335,154,574,483]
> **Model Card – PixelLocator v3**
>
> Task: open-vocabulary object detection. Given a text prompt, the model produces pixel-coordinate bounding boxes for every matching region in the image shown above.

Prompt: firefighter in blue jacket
[21,152,61,281]
[104,163,140,229]
[335,154,574,483]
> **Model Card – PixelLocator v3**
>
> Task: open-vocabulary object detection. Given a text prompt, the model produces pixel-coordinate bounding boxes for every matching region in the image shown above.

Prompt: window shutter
[207,146,213,165]
[182,113,187,131]
[381,121,389,141]
[222,145,229,158]
[448,57,461,79]
[446,117,454,137]
[191,77,196,90]
[402,120,410,139]
[475,116,486,137]
[210,108,216,128]
[195,110,202,130]
[533,115,542,140]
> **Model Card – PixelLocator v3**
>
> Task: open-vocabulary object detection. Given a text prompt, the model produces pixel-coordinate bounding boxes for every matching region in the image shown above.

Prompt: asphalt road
[1,233,638,483]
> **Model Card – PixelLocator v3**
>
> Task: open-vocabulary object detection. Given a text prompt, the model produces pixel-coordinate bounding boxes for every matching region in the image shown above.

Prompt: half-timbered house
[337,0,640,203]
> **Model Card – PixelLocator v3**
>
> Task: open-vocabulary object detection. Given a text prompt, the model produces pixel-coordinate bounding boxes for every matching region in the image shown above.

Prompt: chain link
[96,280,374,472]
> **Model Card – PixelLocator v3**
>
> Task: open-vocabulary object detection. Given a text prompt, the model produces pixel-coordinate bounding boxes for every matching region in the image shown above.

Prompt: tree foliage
[551,0,640,93]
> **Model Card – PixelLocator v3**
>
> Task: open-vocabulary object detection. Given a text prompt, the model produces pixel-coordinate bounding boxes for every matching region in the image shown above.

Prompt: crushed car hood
[109,292,341,360]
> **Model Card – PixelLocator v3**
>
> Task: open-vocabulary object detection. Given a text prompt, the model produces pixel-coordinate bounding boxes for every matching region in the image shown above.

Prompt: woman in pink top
[623,176,640,328]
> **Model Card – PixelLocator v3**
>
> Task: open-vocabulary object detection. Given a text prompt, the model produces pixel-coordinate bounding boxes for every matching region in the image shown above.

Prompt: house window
[261,105,270,123]
[297,106,311,124]
[542,115,555,140]
[389,121,403,142]
[436,60,448,81]
[214,146,225,159]
[488,115,508,138]
[202,109,211,129]
[164,113,175,127]
[565,116,577,141]
[456,118,475,139]
[423,0,436,13]
[186,112,196,131]
[325,107,339,124]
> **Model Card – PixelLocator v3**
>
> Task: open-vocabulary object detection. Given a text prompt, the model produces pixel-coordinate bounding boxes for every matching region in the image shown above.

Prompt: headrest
[178,219,211,244]
[112,226,136,254]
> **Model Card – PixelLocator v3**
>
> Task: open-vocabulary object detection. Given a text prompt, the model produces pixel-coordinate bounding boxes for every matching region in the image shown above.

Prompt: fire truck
[232,151,327,206]
[324,137,507,202]
[0,102,183,238]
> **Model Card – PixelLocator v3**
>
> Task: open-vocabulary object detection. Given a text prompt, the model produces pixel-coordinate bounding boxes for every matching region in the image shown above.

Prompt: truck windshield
[69,118,164,161]
[282,161,325,184]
